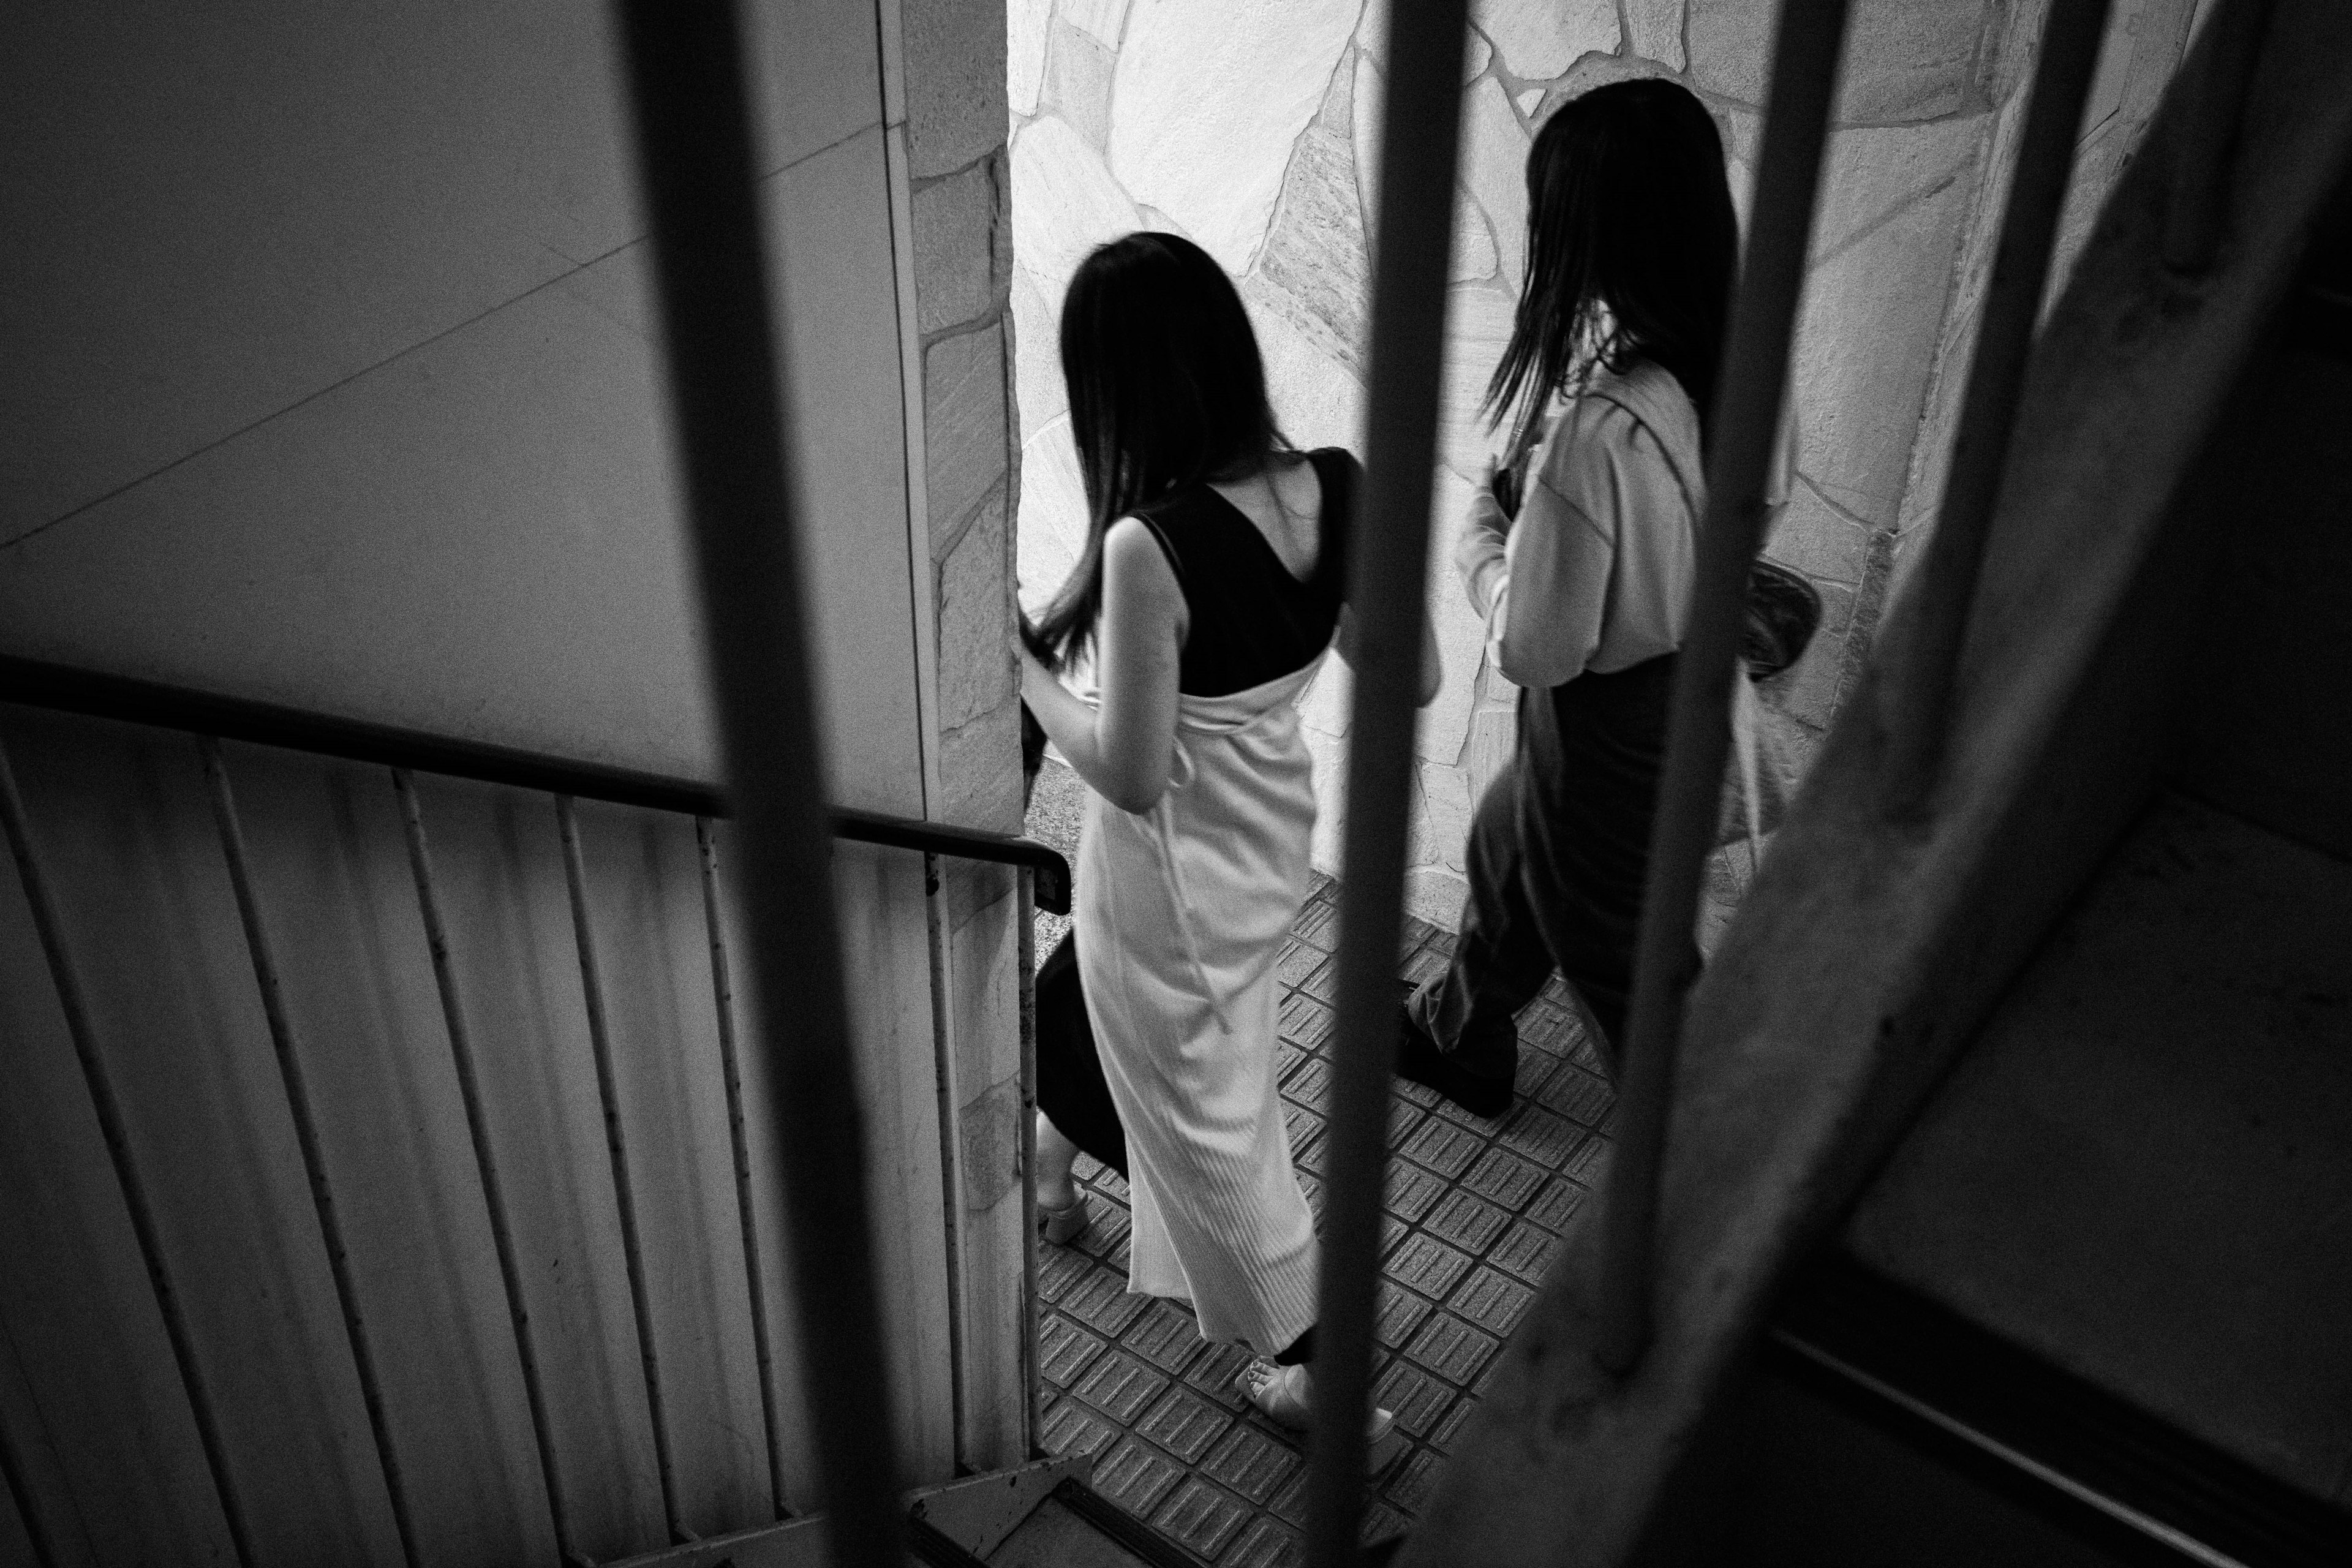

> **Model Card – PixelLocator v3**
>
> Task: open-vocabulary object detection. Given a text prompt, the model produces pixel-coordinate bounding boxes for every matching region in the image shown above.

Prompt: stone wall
[1006,0,2196,927]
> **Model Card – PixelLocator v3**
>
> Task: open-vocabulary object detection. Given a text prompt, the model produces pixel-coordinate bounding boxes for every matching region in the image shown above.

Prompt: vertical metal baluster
[0,1411,62,1568]
[1016,867,1042,1457]
[612,5,907,1562]
[199,737,421,1567]
[390,769,574,1559]
[554,795,684,1544]
[2163,0,2277,275]
[1594,0,1853,1376]
[922,853,972,1472]
[1,737,255,1566]
[1882,0,2119,817]
[694,816,792,1519]
[1308,0,1469,1561]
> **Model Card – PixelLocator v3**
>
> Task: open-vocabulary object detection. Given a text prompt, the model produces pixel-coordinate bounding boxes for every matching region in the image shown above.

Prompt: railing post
[0,737,255,1568]
[392,768,576,1556]
[1306,1,1468,1562]
[693,816,793,1520]
[200,738,423,1567]
[1594,0,1852,1376]
[1016,868,1043,1459]
[1880,0,2119,818]
[555,797,684,1544]
[610,5,907,1563]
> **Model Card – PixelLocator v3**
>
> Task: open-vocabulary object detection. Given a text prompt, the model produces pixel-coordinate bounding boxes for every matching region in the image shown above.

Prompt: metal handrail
[0,654,1070,914]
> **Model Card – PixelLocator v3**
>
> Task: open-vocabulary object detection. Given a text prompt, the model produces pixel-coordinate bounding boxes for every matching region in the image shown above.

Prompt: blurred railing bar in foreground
[612,4,906,1564]
[1308,2,1470,1564]
[1881,0,2119,817]
[1596,0,1854,1374]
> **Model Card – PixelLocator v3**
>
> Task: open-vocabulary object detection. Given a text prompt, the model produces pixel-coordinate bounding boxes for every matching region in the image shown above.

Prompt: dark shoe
[1395,1002,1513,1118]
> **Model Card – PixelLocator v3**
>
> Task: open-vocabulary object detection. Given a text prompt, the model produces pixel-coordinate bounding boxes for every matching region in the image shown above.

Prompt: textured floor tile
[1276,938,1325,989]
[1275,1037,1311,1088]
[1392,1075,1442,1109]
[1405,1314,1502,1385]
[1512,1049,1561,1100]
[1223,1513,1303,1568]
[1373,1359,1455,1438]
[1281,1098,1324,1148]
[1382,1446,1445,1513]
[1064,1264,1150,1338]
[1385,1232,1474,1302]
[1200,1421,1300,1504]
[1514,1000,1583,1057]
[1536,1063,1613,1126]
[1185,1340,1258,1407]
[1153,1476,1251,1559]
[1073,1153,1105,1183]
[1291,1123,1328,1175]
[1398,941,1450,989]
[1095,1434,1185,1518]
[1137,1384,1234,1465]
[1400,1117,1483,1179]
[1386,1095,1426,1148]
[1041,1396,1120,1459]
[1564,1133,1610,1185]
[1487,1218,1562,1283]
[1091,1167,1133,1201]
[1497,1103,1583,1169]
[1429,1395,1474,1453]
[1039,1313,1108,1388]
[1376,1281,1434,1349]
[1276,989,1335,1049]
[1524,1174,1589,1234]
[1291,899,1339,951]
[1072,1348,1170,1425]
[1038,1242,1092,1303]
[1450,1267,1536,1337]
[1281,1055,1332,1109]
[1073,1199,1134,1262]
[1461,1146,1545,1211]
[1267,1467,1310,1528]
[1383,1159,1446,1223]
[1360,1501,1410,1546]
[1125,1297,1209,1376]
[1295,1169,1323,1213]
[1422,1188,1509,1256]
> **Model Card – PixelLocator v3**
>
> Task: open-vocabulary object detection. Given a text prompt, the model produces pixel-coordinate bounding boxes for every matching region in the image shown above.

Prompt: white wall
[0,0,923,816]
[1006,0,2196,927]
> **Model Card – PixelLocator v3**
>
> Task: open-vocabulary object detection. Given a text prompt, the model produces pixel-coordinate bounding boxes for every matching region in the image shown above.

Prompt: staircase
[1400,5,2352,1562]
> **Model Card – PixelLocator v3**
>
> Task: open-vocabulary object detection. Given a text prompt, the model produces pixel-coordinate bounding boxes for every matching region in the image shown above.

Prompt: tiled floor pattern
[1033,878,1615,1566]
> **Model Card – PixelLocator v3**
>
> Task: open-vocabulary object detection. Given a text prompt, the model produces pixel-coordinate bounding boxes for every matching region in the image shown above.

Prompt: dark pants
[1035,929,1129,1180]
[1407,654,1690,1084]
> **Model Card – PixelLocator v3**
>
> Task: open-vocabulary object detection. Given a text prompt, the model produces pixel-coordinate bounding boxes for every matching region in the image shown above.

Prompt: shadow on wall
[1004,0,2201,928]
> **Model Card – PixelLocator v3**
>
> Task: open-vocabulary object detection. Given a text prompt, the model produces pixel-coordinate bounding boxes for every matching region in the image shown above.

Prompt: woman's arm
[1018,518,1186,813]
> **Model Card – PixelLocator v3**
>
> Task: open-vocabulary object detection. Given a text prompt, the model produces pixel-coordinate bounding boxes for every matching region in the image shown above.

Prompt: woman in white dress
[1019,232,1438,1431]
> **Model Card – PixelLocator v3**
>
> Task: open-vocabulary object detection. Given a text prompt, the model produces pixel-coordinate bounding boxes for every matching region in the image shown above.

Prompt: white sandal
[1235,1360,1396,1446]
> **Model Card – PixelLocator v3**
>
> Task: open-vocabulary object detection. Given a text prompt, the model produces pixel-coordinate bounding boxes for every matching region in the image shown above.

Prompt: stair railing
[0,648,1066,1568]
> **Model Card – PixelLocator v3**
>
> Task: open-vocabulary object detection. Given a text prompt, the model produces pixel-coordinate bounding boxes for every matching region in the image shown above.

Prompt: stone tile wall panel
[911,156,1009,336]
[1106,0,1364,273]
[1471,0,1620,80]
[923,322,1009,540]
[1005,0,2182,927]
[905,0,1011,176]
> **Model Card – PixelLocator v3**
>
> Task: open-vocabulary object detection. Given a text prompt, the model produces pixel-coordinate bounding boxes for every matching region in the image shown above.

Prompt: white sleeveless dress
[1073,659,1325,1354]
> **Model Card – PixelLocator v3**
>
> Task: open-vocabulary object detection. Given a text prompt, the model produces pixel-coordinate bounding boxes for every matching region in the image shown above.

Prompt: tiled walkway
[1030,876,1616,1566]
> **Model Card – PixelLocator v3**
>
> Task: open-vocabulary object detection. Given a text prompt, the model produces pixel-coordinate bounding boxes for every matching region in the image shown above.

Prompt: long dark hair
[1028,232,1289,668]
[1485,78,1738,439]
